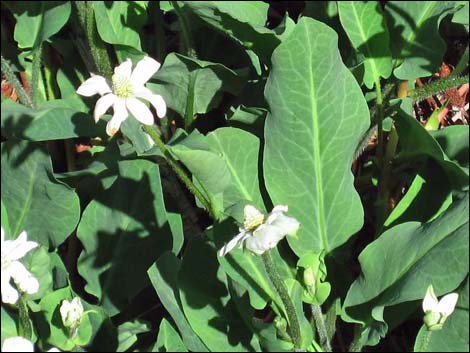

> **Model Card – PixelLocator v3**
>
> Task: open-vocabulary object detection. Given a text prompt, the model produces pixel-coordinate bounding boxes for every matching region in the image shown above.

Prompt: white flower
[422,284,459,331]
[1,336,60,352]
[60,297,84,337]
[77,56,167,136]
[1,228,39,304]
[219,205,300,256]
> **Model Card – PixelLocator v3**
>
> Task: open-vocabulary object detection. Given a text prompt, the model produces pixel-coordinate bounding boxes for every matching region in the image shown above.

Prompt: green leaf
[180,1,285,64]
[1,99,106,141]
[1,140,80,247]
[77,160,179,315]
[93,1,147,49]
[343,193,469,322]
[452,2,469,28]
[431,125,469,172]
[6,1,71,48]
[117,321,150,352]
[178,236,259,351]
[148,253,208,352]
[148,53,244,120]
[338,1,392,88]
[154,319,188,352]
[263,17,369,256]
[1,307,19,343]
[394,99,469,188]
[385,1,455,79]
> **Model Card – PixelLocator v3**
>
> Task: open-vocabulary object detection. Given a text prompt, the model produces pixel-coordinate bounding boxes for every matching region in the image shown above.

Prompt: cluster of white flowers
[77,56,167,136]
[219,205,300,256]
[60,297,84,338]
[1,228,39,304]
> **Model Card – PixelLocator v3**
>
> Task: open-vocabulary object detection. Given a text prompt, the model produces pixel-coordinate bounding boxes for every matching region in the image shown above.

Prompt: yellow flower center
[243,206,265,231]
[112,73,134,98]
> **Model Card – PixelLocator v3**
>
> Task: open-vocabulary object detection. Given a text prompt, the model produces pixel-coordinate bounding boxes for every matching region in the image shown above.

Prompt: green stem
[75,1,113,78]
[348,325,363,352]
[143,125,215,218]
[415,330,432,352]
[30,43,43,109]
[449,46,469,79]
[171,1,196,58]
[311,305,332,352]
[375,78,384,169]
[0,56,33,108]
[18,295,32,340]
[408,75,469,103]
[262,251,302,349]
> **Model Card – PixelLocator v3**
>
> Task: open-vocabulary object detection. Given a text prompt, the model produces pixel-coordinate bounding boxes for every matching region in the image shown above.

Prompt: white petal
[9,261,39,294]
[423,285,439,313]
[60,300,72,320]
[114,58,132,78]
[94,94,117,122]
[77,75,111,97]
[268,212,300,236]
[1,275,19,304]
[1,337,34,352]
[126,97,154,125]
[131,56,161,86]
[5,231,38,261]
[47,348,61,352]
[106,100,128,136]
[246,224,285,255]
[438,293,459,316]
[135,87,167,118]
[219,230,250,257]
[271,205,289,213]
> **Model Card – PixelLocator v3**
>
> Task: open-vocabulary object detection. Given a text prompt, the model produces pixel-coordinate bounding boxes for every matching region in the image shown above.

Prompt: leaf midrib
[306,28,329,252]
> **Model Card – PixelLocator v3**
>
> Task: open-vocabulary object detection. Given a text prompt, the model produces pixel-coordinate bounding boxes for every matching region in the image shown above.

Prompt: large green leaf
[1,140,80,247]
[385,1,455,79]
[1,99,106,141]
[180,1,290,65]
[338,1,392,88]
[148,253,208,352]
[77,159,181,315]
[93,1,147,49]
[343,193,469,321]
[148,53,244,121]
[431,125,469,172]
[178,236,260,352]
[6,1,71,48]
[263,17,369,256]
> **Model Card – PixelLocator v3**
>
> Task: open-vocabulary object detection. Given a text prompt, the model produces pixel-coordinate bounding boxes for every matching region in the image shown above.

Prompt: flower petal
[135,87,167,118]
[1,275,19,304]
[114,58,132,78]
[1,337,35,352]
[77,75,111,97]
[438,293,459,316]
[247,224,285,255]
[106,99,128,136]
[94,94,117,122]
[126,97,154,125]
[9,261,39,294]
[131,56,161,86]
[5,231,38,261]
[268,212,300,236]
[219,230,250,257]
[423,285,439,313]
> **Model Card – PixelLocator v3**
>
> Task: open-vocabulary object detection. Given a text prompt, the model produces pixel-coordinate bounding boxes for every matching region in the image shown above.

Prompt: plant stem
[311,304,332,352]
[143,125,215,218]
[171,1,196,58]
[408,75,469,103]
[74,1,113,78]
[374,77,384,169]
[1,56,33,108]
[18,295,32,339]
[449,46,469,79]
[349,325,364,352]
[262,250,302,349]
[415,330,432,352]
[30,43,43,109]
